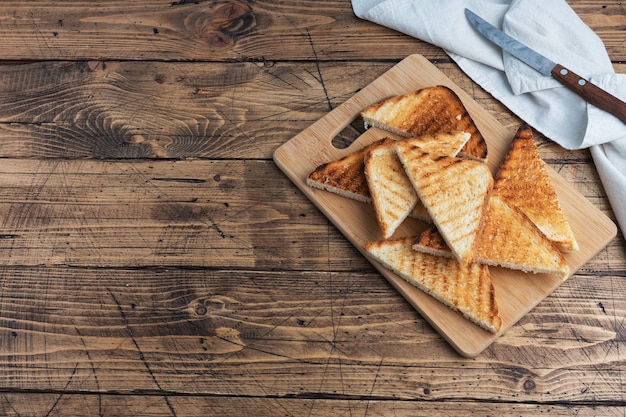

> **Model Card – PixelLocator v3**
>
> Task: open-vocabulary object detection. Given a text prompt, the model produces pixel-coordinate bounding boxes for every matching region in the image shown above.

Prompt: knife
[465,8,626,124]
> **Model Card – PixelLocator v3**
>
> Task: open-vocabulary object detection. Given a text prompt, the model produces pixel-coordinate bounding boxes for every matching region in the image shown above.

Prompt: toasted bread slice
[364,143,418,238]
[365,132,471,238]
[365,236,502,333]
[412,227,453,258]
[493,125,578,252]
[397,147,493,263]
[413,196,570,278]
[306,137,395,204]
[361,86,488,162]
[476,195,569,277]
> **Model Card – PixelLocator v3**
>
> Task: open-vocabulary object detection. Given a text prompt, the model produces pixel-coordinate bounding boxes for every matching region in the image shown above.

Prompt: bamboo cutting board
[273,54,617,357]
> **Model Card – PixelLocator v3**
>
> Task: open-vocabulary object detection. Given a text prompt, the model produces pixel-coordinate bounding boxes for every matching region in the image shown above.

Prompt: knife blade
[465,8,626,124]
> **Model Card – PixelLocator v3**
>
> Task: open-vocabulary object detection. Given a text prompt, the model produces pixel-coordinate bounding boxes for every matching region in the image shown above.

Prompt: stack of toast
[306,85,578,334]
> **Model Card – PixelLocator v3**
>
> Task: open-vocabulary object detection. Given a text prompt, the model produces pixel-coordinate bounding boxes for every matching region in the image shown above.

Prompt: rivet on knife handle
[551,64,626,124]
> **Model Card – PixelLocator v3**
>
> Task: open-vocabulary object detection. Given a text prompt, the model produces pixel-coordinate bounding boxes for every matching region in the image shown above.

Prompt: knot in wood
[203,30,233,49]
[183,1,254,49]
[194,305,208,316]
[213,2,249,23]
[523,378,536,392]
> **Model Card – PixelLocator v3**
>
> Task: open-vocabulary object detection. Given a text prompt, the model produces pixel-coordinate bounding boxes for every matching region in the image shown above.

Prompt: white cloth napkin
[352,0,626,240]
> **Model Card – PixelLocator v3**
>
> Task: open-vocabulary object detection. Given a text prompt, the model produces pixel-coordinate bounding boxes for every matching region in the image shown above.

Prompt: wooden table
[0,1,623,415]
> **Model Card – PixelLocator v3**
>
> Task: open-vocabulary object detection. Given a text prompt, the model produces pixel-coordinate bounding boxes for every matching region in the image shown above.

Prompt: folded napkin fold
[352,0,626,239]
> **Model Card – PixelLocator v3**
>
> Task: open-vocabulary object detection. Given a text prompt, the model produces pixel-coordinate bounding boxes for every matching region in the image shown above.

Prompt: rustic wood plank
[0,61,622,161]
[0,60,398,159]
[0,394,622,417]
[0,267,624,402]
[0,158,345,269]
[0,158,619,271]
[0,60,332,160]
[0,1,621,62]
[0,0,441,62]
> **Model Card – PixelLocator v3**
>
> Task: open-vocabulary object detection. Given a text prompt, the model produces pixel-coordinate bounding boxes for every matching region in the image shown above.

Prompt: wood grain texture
[550,64,626,124]
[0,60,332,159]
[0,60,621,160]
[0,394,622,417]
[0,0,435,61]
[0,0,622,414]
[0,60,405,159]
[0,268,624,400]
[0,159,347,269]
[0,1,621,61]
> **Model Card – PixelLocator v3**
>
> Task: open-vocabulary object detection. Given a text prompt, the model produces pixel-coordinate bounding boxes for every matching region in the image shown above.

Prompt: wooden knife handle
[551,64,626,124]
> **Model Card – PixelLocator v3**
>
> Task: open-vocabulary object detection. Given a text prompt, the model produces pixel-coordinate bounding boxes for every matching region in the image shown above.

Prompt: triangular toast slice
[306,137,447,223]
[493,125,578,252]
[365,236,502,333]
[396,147,493,263]
[306,137,394,204]
[361,85,488,162]
[364,131,471,238]
[413,195,570,278]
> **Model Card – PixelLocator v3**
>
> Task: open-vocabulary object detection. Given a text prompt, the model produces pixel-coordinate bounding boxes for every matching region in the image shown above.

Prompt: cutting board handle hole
[331,116,366,149]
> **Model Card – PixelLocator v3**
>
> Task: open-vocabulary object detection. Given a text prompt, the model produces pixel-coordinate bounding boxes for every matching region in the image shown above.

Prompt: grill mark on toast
[367,132,472,237]
[414,196,569,278]
[307,137,396,201]
[364,236,501,333]
[396,149,492,262]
